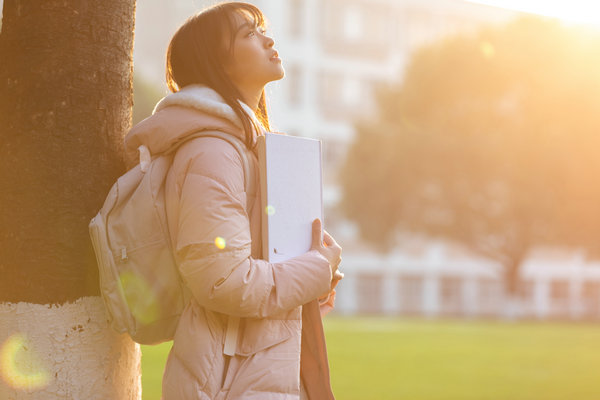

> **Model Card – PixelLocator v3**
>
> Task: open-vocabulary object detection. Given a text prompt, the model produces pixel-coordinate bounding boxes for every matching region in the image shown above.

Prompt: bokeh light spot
[214,236,226,250]
[1,333,51,390]
[480,41,495,59]
[265,205,276,216]
[119,271,159,325]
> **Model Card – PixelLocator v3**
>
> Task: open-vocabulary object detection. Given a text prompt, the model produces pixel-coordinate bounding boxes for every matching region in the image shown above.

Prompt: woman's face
[224,12,284,93]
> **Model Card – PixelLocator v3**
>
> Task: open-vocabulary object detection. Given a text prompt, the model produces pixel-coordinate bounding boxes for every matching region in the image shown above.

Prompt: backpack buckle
[120,248,128,263]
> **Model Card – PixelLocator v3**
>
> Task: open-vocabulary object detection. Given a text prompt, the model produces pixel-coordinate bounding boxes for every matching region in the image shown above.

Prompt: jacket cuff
[302,249,332,296]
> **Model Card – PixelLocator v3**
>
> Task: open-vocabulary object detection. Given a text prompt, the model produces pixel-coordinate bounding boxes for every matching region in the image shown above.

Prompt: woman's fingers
[323,230,335,246]
[311,219,322,250]
[323,230,342,260]
[323,230,341,253]
[311,221,343,279]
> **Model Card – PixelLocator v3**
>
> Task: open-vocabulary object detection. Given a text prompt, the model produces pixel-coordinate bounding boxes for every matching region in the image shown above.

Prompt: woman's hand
[310,219,343,288]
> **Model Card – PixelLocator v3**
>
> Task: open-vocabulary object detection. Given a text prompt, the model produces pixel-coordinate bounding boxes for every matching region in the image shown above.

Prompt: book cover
[257,133,324,263]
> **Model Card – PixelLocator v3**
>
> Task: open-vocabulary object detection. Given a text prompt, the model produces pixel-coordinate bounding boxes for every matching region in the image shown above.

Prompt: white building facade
[334,245,600,320]
[132,1,600,320]
[135,0,521,179]
[250,0,519,173]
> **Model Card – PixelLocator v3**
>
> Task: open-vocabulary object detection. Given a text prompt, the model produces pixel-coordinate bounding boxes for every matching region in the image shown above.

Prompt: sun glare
[214,236,226,250]
[265,205,276,216]
[467,0,600,28]
[119,271,159,325]
[1,333,51,391]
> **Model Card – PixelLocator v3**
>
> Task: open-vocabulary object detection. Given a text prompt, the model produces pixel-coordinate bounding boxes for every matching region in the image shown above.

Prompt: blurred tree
[341,17,600,297]
[132,73,165,126]
[0,0,140,397]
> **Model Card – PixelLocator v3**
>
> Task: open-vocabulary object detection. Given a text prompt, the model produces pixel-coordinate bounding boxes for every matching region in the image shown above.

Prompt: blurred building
[133,0,523,222]
[334,242,600,320]
[134,0,521,178]
[250,0,519,174]
[133,0,205,86]
[133,1,600,320]
[244,0,523,245]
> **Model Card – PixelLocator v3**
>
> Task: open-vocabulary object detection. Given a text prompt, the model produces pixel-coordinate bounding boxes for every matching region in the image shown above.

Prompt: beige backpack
[89,131,252,344]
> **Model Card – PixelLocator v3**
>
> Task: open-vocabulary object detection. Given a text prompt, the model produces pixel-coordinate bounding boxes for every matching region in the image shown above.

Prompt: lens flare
[214,236,226,250]
[265,205,276,216]
[119,271,159,325]
[480,41,495,59]
[0,333,51,390]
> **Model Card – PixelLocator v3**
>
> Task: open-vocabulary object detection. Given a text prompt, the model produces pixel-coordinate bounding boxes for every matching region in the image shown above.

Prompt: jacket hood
[124,85,262,162]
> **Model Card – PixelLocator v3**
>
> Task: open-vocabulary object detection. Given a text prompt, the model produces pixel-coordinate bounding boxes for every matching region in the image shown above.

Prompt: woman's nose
[264,35,274,48]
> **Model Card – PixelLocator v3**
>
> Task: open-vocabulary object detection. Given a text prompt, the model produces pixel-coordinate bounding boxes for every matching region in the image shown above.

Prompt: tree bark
[0,0,133,303]
[0,0,140,397]
[504,258,522,297]
[502,255,526,319]
[0,298,141,399]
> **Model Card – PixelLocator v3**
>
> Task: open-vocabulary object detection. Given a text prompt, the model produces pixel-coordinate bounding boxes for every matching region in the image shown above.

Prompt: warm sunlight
[466,0,600,28]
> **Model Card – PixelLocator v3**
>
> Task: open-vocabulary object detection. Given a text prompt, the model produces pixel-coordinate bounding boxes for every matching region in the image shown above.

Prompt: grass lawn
[141,317,600,399]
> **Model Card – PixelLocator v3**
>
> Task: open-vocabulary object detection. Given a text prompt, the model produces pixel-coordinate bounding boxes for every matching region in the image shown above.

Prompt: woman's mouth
[270,51,281,63]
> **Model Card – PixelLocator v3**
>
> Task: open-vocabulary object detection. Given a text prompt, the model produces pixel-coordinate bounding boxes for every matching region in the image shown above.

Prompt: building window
[321,138,347,172]
[440,276,462,315]
[356,273,383,314]
[518,280,534,302]
[318,70,343,118]
[477,279,502,315]
[318,70,374,120]
[550,280,569,315]
[582,281,600,317]
[285,63,302,107]
[342,4,362,41]
[289,0,304,39]
[341,77,362,107]
[550,280,569,301]
[399,275,423,314]
[321,0,391,59]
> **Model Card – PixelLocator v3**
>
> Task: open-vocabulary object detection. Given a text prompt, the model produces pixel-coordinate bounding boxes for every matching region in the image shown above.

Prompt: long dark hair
[166,2,271,148]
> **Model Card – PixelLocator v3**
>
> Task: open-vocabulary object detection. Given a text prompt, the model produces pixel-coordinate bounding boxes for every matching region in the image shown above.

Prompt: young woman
[124,2,342,399]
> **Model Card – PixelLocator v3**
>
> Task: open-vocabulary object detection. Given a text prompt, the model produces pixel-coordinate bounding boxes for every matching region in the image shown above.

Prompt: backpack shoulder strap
[163,130,254,196]
[164,131,253,357]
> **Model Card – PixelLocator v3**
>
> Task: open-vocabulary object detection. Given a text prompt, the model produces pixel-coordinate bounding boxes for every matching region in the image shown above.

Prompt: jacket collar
[124,85,263,162]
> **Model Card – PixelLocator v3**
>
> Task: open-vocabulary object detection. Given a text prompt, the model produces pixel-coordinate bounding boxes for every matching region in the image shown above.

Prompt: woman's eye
[246,27,266,38]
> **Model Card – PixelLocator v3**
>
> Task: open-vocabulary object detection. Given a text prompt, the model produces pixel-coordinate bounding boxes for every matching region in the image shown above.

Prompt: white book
[257,133,324,263]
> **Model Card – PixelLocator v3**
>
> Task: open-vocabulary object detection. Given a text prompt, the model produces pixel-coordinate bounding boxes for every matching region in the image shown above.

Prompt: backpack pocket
[89,213,135,334]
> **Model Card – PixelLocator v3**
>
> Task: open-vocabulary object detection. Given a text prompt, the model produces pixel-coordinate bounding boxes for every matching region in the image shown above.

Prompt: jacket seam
[177,138,245,194]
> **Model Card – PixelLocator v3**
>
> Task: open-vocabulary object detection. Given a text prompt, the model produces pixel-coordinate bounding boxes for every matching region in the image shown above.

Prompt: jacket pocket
[170,304,222,390]
[236,316,300,357]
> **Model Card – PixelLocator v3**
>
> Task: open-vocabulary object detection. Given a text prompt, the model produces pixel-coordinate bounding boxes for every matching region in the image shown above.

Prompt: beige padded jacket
[124,86,335,399]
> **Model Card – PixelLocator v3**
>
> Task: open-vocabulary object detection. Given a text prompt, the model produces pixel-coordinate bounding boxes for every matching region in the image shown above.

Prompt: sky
[466,0,600,28]
[2,1,600,29]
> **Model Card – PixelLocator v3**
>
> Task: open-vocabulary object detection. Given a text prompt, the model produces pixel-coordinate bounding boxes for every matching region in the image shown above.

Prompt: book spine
[257,135,271,262]
[319,140,324,243]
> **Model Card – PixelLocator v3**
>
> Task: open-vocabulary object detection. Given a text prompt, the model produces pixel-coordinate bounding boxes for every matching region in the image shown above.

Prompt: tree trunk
[0,298,140,399]
[0,0,139,397]
[502,257,524,320]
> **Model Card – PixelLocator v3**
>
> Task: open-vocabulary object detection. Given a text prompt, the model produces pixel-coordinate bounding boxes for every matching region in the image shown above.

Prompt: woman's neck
[238,86,263,112]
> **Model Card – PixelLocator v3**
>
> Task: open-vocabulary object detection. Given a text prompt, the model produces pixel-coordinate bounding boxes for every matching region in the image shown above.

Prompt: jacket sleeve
[173,138,332,318]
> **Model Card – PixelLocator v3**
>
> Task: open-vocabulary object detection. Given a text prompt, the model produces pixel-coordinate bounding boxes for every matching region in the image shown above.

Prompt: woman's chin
[275,69,285,81]
[275,65,285,80]
[265,67,285,84]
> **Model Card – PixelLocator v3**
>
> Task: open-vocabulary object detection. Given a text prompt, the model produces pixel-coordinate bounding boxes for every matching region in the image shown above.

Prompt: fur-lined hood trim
[124,85,262,163]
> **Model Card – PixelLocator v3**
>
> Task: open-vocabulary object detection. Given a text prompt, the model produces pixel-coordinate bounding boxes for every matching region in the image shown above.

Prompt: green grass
[141,317,600,399]
[140,341,171,399]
